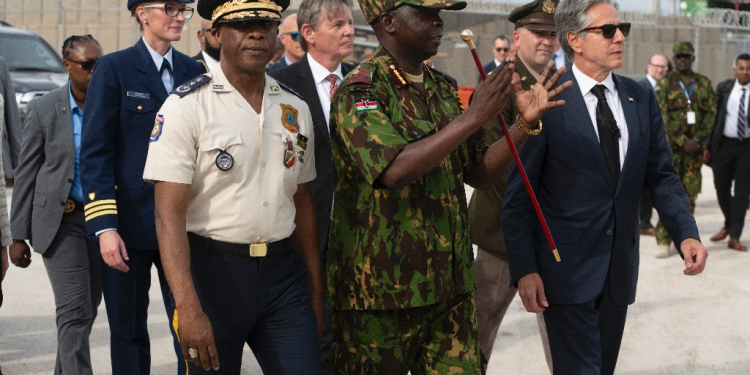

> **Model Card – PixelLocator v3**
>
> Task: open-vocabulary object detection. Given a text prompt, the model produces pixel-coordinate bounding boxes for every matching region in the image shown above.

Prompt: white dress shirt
[572,64,629,168]
[723,79,750,139]
[307,54,343,134]
[143,37,174,93]
[553,48,566,70]
[201,50,219,72]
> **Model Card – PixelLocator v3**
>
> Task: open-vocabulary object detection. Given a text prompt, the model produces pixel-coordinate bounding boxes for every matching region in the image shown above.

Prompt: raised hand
[515,61,573,126]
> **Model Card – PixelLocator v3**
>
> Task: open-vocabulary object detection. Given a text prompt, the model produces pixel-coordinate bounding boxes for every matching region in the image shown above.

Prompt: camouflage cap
[508,0,558,32]
[358,0,467,24]
[673,41,695,55]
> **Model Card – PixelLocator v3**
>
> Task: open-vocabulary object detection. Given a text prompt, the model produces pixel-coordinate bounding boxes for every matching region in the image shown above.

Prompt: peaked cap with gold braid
[198,0,289,25]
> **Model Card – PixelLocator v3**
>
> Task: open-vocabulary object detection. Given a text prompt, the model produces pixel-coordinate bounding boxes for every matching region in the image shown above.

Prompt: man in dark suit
[502,0,708,374]
[268,0,355,372]
[10,35,103,375]
[0,56,22,181]
[266,13,305,72]
[192,17,220,72]
[79,0,205,373]
[637,53,668,238]
[705,53,750,251]
[480,35,511,82]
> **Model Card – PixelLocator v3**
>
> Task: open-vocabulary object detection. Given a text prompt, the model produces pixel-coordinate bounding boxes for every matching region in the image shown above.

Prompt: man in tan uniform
[468,0,559,371]
[143,0,325,372]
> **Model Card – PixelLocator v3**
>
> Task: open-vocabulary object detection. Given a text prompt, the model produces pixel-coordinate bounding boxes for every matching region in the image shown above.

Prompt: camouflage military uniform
[327,45,485,373]
[654,70,716,245]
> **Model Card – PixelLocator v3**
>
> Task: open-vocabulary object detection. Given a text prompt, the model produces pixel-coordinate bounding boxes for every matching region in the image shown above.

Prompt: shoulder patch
[173,74,211,98]
[275,81,304,101]
[346,64,374,86]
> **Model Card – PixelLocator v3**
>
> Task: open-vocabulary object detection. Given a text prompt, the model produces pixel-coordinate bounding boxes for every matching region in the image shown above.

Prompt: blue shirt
[68,85,84,203]
[142,37,174,93]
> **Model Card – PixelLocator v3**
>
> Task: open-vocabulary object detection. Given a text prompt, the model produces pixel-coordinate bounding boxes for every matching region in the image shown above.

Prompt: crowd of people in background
[0,0,746,372]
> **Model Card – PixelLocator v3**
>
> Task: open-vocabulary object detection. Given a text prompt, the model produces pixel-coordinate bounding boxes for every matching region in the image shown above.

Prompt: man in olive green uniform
[326,0,569,372]
[468,0,558,371]
[654,42,716,257]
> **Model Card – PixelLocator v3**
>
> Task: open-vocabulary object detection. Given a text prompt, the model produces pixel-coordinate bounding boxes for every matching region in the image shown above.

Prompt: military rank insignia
[280,104,300,133]
[284,135,296,168]
[297,134,308,150]
[355,98,378,111]
[216,150,234,171]
[150,114,164,143]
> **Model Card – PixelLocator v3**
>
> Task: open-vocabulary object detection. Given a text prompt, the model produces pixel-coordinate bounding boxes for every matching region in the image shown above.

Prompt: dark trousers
[639,190,654,229]
[98,247,185,375]
[42,211,102,375]
[543,272,628,375]
[320,252,334,375]
[712,137,750,239]
[187,238,320,374]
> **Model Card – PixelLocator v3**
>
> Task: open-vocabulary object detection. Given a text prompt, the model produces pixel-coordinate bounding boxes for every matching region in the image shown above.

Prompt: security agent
[143,0,325,372]
[78,0,204,373]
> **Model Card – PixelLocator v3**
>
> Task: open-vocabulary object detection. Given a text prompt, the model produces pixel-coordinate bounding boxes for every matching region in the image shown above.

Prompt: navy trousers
[187,239,320,374]
[543,271,628,375]
[98,248,185,375]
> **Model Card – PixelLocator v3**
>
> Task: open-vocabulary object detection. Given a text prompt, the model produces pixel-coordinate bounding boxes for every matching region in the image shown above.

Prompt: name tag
[126,91,150,99]
[687,111,696,125]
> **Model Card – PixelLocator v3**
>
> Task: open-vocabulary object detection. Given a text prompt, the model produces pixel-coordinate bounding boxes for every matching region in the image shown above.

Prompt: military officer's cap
[673,41,695,56]
[128,0,195,11]
[197,0,290,24]
[508,0,558,32]
[358,0,466,25]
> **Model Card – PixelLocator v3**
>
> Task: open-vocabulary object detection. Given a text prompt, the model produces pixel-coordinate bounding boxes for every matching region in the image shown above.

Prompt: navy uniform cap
[128,0,195,11]
[198,0,290,25]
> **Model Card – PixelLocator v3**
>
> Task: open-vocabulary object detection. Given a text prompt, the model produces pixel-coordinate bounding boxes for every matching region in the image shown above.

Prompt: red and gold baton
[461,30,561,262]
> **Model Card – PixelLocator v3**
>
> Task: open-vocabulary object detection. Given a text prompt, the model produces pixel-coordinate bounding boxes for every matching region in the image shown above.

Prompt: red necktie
[326,74,338,99]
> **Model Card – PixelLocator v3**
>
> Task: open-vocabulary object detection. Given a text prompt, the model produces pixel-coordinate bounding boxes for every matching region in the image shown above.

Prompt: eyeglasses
[142,4,194,20]
[66,58,98,71]
[495,47,509,52]
[648,63,668,69]
[674,54,693,60]
[282,31,300,41]
[579,23,631,39]
[201,27,213,32]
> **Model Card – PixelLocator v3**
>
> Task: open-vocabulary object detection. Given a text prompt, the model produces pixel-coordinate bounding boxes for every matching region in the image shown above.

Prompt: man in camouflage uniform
[326,0,569,372]
[654,41,716,257]
[468,0,558,371]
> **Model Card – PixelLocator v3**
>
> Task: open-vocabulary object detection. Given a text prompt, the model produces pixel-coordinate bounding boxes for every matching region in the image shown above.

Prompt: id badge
[687,111,696,125]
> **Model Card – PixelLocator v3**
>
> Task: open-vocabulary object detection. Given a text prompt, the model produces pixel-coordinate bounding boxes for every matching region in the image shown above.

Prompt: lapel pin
[628,97,634,102]
[62,107,66,113]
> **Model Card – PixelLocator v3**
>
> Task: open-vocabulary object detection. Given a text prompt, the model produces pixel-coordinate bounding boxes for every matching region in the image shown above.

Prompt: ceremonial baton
[461,29,560,262]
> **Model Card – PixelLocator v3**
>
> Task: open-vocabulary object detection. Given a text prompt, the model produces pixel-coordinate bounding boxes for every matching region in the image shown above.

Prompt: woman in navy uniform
[79,0,204,373]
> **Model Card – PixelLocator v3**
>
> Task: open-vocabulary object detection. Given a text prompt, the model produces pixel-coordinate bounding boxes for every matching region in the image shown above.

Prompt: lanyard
[678,80,694,109]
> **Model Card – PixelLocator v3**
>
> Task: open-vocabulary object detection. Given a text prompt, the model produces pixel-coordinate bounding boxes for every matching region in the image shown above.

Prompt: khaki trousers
[475,247,553,373]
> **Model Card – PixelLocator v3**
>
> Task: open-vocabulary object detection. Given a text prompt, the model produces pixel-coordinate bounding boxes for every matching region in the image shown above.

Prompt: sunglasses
[674,53,693,60]
[66,58,98,71]
[579,23,631,39]
[282,31,300,41]
[201,27,213,32]
[142,4,194,20]
[495,47,509,52]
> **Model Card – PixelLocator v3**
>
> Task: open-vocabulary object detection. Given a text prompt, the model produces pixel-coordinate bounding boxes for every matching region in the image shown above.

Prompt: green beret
[673,41,694,55]
[358,0,466,25]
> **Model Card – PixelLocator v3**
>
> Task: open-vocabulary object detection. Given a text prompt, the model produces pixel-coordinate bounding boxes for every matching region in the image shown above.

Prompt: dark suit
[0,56,22,180]
[503,71,699,374]
[11,84,102,374]
[479,60,497,83]
[193,51,209,73]
[80,38,204,375]
[638,77,656,230]
[708,78,750,239]
[266,55,290,72]
[269,54,354,374]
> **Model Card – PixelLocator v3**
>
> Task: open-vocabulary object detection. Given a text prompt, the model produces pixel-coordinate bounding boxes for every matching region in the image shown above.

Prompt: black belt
[64,198,84,214]
[187,232,290,257]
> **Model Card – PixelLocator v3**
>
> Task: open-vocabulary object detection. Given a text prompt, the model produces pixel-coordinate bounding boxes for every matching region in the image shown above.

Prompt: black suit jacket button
[607,230,613,236]
[68,178,74,183]
[60,201,66,206]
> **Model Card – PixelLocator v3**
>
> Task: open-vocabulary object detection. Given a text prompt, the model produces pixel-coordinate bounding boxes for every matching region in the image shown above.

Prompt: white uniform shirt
[143,66,316,243]
[723,79,750,139]
[573,64,629,169]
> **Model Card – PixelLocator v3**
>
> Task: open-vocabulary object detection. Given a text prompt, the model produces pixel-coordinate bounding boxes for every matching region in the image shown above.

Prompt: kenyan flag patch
[355,98,378,111]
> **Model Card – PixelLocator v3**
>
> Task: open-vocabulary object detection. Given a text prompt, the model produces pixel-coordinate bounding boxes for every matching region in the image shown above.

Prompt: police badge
[216,150,234,171]
[280,104,300,133]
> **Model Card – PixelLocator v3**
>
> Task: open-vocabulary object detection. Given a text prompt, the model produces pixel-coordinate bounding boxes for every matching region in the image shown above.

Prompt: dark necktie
[591,85,621,187]
[738,88,747,141]
[160,59,173,92]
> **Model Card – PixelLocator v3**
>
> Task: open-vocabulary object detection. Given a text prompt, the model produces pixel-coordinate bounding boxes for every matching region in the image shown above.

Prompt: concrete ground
[1,165,748,374]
